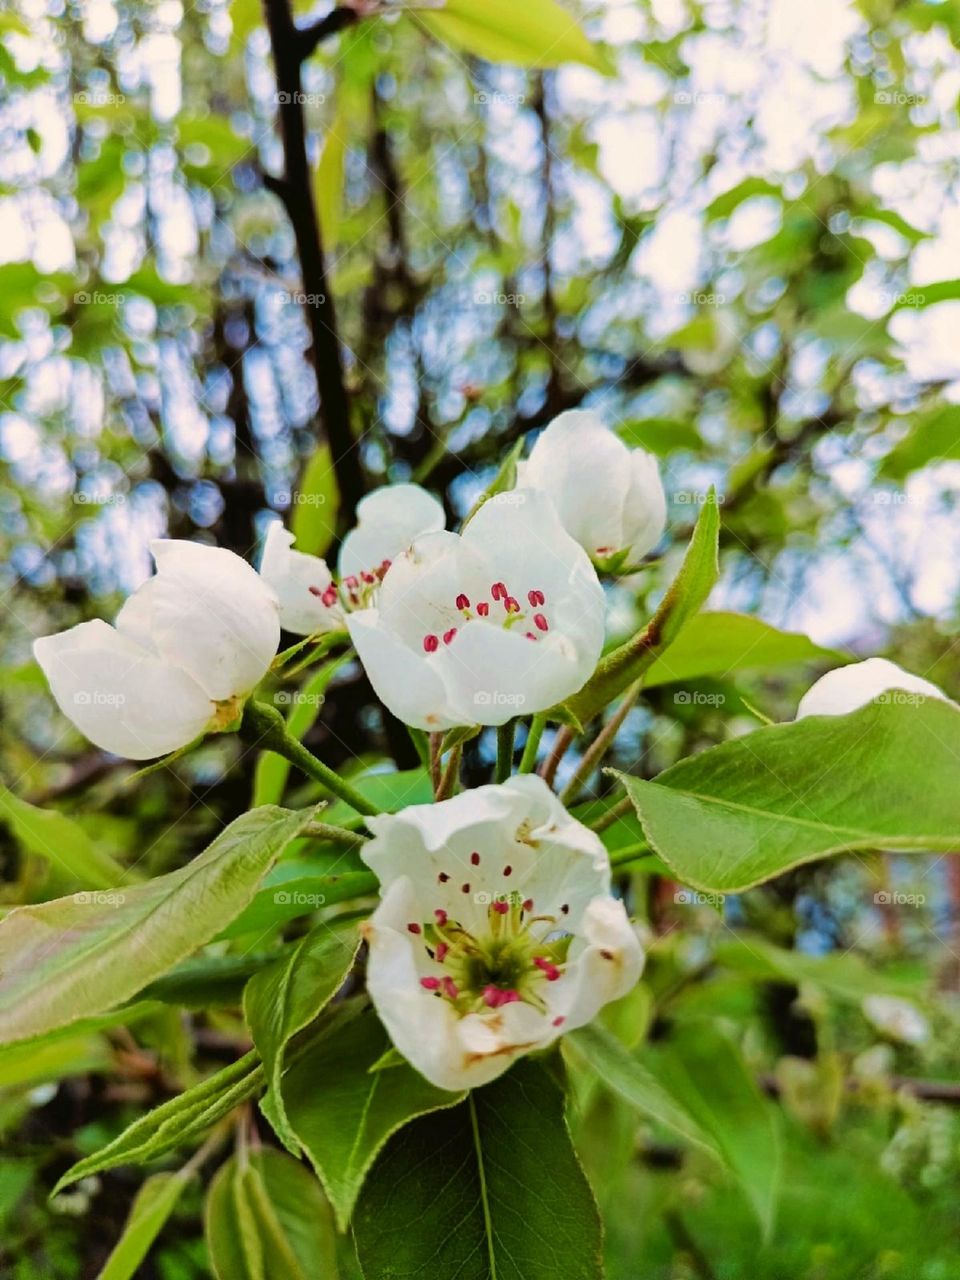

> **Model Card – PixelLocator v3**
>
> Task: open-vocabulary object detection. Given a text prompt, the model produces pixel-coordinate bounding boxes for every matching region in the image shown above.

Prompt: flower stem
[517,713,546,774]
[560,681,641,804]
[240,700,380,817]
[437,744,462,800]
[496,719,516,783]
[539,723,574,788]
[589,793,633,834]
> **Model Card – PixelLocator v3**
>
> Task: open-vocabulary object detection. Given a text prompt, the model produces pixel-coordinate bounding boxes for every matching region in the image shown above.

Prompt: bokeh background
[2,0,960,1276]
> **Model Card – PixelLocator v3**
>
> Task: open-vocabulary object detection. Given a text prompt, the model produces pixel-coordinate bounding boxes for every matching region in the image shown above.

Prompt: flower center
[307,559,392,613]
[421,583,550,653]
[410,887,571,1020]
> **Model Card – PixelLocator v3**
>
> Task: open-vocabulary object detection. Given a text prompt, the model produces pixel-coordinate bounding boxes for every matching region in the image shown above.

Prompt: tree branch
[261,0,365,520]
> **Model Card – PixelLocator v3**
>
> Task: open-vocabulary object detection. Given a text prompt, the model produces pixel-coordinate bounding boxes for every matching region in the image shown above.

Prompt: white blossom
[796,657,950,719]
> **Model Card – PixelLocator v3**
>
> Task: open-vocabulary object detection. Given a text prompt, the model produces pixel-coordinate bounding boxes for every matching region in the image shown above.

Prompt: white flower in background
[345,489,605,730]
[796,657,951,719]
[862,995,930,1046]
[360,774,643,1091]
[259,483,445,636]
[518,410,667,570]
[34,541,279,760]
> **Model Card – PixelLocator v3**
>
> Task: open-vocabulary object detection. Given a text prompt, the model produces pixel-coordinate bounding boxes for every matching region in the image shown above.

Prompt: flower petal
[258,522,342,637]
[117,540,280,701]
[345,608,459,731]
[33,620,213,760]
[550,897,644,1030]
[796,657,950,719]
[623,447,667,561]
[338,483,445,580]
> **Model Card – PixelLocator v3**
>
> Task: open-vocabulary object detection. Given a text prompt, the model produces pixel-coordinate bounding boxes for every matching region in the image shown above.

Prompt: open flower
[360,775,643,1091]
[33,540,279,760]
[259,483,445,636]
[796,657,951,719]
[345,489,605,729]
[518,410,667,570]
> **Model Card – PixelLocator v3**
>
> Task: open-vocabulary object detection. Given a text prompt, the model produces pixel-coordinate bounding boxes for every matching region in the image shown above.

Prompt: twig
[560,681,641,804]
[429,731,443,795]
[496,720,516,783]
[436,744,462,800]
[589,793,633,834]
[538,724,573,788]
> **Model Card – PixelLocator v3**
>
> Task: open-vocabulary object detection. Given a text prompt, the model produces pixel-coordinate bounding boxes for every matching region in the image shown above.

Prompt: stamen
[436,941,449,962]
[470,852,480,866]
[455,593,470,610]
[503,865,513,876]
[434,908,448,925]
[407,923,422,934]
[423,634,439,653]
[504,596,520,613]
[344,575,359,590]
[477,602,490,617]
[522,898,533,912]
[420,976,441,991]
[442,977,459,999]
[552,1015,565,1027]
[321,585,338,607]
[491,582,507,601]
[528,589,545,607]
[443,628,457,644]
[438,872,450,883]
[533,613,549,632]
[461,882,470,894]
[525,632,537,641]
[534,956,561,981]
[492,900,510,915]
[361,570,376,584]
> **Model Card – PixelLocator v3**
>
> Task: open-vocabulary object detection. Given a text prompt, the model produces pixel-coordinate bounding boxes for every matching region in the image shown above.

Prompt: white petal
[345,608,459,731]
[33,621,213,760]
[550,897,644,1031]
[623,448,667,562]
[117,540,280,701]
[258,522,342,637]
[338,483,445,580]
[375,531,487,650]
[796,657,950,719]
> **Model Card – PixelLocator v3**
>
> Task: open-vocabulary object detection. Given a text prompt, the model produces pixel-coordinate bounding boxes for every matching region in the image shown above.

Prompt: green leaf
[879,404,960,480]
[283,1006,465,1229]
[561,489,721,724]
[417,0,608,73]
[616,417,704,456]
[464,438,525,526]
[0,1029,111,1089]
[245,925,360,1153]
[565,1024,720,1158]
[54,1051,264,1193]
[205,1148,339,1280]
[96,1170,193,1280]
[613,698,960,893]
[0,782,126,889]
[219,868,377,940]
[353,1058,602,1279]
[0,806,314,1045]
[705,177,782,220]
[641,612,848,689]
[890,278,960,310]
[291,445,340,558]
[650,1021,781,1237]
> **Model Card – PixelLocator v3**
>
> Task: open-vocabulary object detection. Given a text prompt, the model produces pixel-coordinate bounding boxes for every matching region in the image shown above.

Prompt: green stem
[560,680,641,805]
[302,820,370,845]
[517,713,546,774]
[608,841,653,868]
[495,719,516,783]
[240,701,380,817]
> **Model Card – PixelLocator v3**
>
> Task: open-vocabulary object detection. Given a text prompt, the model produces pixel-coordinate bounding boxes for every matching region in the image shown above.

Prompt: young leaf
[565,1024,720,1158]
[291,445,340,558]
[612,698,960,893]
[0,782,126,889]
[96,1170,193,1280]
[417,0,608,72]
[561,489,720,724]
[0,805,314,1045]
[640,611,847,689]
[649,1021,781,1238]
[205,1148,338,1280]
[54,1052,264,1193]
[353,1058,603,1280]
[244,924,361,1154]
[282,1006,464,1229]
[218,867,376,941]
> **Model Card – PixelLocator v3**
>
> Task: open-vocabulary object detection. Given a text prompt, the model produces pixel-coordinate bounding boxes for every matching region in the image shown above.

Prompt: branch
[296,6,359,60]
[261,0,365,520]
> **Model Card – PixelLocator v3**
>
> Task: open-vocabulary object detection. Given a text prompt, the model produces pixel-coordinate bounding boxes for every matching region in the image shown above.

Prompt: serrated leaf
[283,1006,464,1229]
[245,925,360,1153]
[54,1052,264,1193]
[560,490,720,724]
[613,698,960,893]
[205,1149,338,1280]
[96,1170,193,1280]
[353,1058,602,1279]
[0,806,314,1045]
[417,0,607,72]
